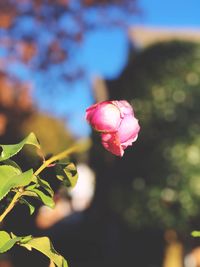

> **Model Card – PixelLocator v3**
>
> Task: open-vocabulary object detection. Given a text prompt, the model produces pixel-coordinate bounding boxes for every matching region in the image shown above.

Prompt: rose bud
[85,101,121,132]
[86,100,140,157]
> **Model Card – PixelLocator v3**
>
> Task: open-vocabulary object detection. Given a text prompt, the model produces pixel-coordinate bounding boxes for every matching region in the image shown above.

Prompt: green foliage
[108,41,200,233]
[24,185,55,208]
[0,166,33,201]
[191,231,200,237]
[0,231,68,267]
[0,132,79,266]
[20,198,35,215]
[0,231,21,253]
[19,236,68,267]
[37,177,54,196]
[0,132,40,161]
[55,162,78,188]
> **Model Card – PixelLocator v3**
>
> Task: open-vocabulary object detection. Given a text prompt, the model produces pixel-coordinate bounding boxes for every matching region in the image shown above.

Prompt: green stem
[0,191,22,223]
[34,140,90,176]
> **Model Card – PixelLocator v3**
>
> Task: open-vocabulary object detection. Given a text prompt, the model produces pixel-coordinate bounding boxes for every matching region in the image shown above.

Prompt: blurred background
[0,0,200,267]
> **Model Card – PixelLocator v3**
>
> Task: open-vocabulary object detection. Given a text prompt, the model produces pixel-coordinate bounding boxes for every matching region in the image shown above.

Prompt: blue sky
[138,0,200,28]
[63,0,200,136]
[1,1,200,137]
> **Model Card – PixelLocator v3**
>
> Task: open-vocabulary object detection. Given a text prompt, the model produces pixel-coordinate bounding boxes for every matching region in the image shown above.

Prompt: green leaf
[55,162,78,188]
[22,190,38,198]
[191,231,200,237]
[0,231,22,253]
[25,186,55,208]
[20,236,68,267]
[20,198,35,215]
[1,159,22,172]
[28,176,54,197]
[31,188,55,208]
[0,132,40,162]
[0,231,11,252]
[37,177,54,197]
[0,166,33,200]
[1,231,67,266]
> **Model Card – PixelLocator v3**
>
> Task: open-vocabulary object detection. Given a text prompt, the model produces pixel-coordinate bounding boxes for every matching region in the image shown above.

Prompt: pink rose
[86,100,140,156]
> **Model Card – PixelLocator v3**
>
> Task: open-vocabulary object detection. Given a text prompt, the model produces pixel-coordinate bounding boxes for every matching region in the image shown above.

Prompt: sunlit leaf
[1,159,22,172]
[30,175,54,196]
[0,166,33,201]
[20,198,35,215]
[0,231,68,266]
[191,231,200,237]
[0,231,11,252]
[37,177,54,197]
[25,186,55,208]
[55,162,78,188]
[20,236,68,267]
[0,132,40,162]
[0,231,22,253]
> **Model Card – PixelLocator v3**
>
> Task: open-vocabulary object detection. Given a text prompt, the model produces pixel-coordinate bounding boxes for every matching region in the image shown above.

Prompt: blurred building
[129,26,200,48]
[93,25,200,101]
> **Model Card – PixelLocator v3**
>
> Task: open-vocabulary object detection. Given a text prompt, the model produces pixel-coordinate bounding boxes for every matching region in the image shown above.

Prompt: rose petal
[113,100,134,116]
[86,100,140,157]
[101,133,124,157]
[121,134,138,149]
[118,114,140,143]
[85,103,99,122]
[86,101,121,132]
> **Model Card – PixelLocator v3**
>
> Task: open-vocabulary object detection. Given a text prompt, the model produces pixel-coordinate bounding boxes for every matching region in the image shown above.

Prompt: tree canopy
[107,41,200,233]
